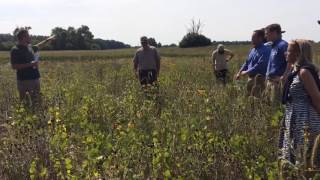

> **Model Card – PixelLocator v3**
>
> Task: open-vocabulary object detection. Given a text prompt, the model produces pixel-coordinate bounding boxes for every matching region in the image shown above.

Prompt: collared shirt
[212,49,233,71]
[240,44,271,77]
[133,46,160,71]
[10,44,40,81]
[266,39,288,78]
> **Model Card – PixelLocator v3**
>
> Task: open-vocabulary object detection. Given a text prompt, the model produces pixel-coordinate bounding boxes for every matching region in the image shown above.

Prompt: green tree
[51,27,68,50]
[66,27,77,50]
[76,25,94,50]
[51,25,94,50]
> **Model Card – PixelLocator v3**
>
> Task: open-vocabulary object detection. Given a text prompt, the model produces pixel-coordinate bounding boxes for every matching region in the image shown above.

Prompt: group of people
[9,24,320,173]
[210,23,320,170]
[212,24,289,100]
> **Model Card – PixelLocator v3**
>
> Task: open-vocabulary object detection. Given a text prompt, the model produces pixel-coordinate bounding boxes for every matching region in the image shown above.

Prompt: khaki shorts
[17,79,40,103]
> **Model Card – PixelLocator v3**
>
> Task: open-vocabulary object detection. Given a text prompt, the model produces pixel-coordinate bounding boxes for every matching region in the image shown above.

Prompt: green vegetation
[0,45,319,179]
[0,25,131,51]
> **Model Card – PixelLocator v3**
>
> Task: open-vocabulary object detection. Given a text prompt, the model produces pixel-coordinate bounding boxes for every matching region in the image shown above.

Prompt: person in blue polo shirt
[236,29,271,97]
[264,24,289,103]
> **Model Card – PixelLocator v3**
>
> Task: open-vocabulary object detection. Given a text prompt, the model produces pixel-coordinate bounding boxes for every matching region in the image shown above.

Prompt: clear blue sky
[1,0,319,46]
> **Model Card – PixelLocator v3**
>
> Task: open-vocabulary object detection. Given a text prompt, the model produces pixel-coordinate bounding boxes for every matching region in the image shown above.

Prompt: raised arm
[35,35,55,49]
[300,69,320,113]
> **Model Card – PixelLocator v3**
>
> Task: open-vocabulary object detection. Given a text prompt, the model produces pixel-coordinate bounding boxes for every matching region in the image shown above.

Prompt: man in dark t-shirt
[10,28,54,104]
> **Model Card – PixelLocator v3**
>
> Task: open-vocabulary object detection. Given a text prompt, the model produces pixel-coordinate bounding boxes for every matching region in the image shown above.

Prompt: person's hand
[31,61,39,69]
[235,73,241,80]
[241,71,248,76]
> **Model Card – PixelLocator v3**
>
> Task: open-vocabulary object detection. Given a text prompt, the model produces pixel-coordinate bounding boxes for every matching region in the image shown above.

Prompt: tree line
[4,20,307,51]
[0,25,132,51]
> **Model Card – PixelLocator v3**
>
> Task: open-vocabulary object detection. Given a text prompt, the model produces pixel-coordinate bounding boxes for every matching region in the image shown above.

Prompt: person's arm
[35,35,55,49]
[299,69,320,113]
[133,52,139,78]
[12,62,38,70]
[225,49,234,61]
[236,50,252,80]
[155,49,161,75]
[211,51,216,69]
[245,51,269,76]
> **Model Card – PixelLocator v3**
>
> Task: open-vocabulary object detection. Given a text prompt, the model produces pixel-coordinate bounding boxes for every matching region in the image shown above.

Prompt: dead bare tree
[187,19,204,34]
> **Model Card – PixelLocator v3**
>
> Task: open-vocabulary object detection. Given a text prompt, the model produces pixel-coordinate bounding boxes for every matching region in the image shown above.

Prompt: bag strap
[282,65,320,104]
[300,66,320,90]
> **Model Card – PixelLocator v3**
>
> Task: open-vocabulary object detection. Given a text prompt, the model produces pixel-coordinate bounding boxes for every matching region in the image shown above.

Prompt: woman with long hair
[279,39,320,169]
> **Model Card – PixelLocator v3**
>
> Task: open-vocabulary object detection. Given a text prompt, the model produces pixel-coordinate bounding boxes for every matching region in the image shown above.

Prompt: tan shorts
[17,79,40,101]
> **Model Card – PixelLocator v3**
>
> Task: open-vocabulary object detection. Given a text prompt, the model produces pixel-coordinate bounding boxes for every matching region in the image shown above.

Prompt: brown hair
[140,36,148,42]
[290,39,318,72]
[254,29,266,42]
[16,29,29,41]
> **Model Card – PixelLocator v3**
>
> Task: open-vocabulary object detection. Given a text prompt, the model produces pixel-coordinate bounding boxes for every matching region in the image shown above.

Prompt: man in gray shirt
[211,44,234,85]
[133,36,161,85]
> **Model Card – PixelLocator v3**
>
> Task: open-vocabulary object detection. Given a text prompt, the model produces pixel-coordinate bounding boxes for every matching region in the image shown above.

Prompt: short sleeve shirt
[10,45,40,81]
[212,49,233,71]
[133,46,160,71]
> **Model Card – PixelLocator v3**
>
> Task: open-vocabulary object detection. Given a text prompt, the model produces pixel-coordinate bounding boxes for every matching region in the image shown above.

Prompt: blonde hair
[290,39,318,72]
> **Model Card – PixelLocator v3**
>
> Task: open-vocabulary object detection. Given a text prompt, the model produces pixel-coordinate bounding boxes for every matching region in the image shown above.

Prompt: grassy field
[0,45,319,179]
